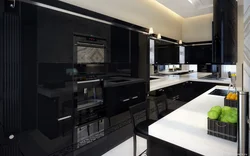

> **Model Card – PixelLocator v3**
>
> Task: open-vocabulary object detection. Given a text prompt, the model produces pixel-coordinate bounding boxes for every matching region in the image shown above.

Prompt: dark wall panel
[3,13,21,135]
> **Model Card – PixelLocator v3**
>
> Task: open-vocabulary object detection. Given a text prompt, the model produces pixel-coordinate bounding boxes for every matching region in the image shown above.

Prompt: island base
[147,136,202,156]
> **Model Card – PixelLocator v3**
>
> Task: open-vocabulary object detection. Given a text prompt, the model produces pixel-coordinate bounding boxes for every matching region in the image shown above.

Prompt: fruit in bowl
[226,92,237,101]
[208,106,238,124]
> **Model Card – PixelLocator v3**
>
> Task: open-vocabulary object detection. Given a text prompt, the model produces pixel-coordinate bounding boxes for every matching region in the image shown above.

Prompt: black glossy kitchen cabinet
[37,5,110,63]
[111,26,129,63]
[163,81,229,103]
[155,40,179,65]
[213,0,237,64]
[185,45,212,64]
[131,31,150,92]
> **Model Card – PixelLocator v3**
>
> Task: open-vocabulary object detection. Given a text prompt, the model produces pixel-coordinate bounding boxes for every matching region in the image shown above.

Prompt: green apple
[225,114,237,124]
[211,106,222,114]
[220,117,229,123]
[208,110,219,120]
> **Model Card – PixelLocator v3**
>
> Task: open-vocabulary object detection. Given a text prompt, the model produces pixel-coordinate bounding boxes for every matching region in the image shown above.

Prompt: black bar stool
[148,94,171,119]
[129,101,156,156]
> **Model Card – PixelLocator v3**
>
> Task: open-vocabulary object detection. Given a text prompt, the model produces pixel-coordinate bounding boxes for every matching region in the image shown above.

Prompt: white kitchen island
[148,86,242,156]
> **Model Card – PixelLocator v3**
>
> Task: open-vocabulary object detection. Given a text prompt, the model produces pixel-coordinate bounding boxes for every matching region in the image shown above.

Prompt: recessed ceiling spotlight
[188,0,193,4]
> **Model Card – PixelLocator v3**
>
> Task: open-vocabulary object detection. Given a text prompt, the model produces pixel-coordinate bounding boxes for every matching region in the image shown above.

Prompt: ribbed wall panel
[0,13,22,156]
[3,13,21,134]
[0,144,21,156]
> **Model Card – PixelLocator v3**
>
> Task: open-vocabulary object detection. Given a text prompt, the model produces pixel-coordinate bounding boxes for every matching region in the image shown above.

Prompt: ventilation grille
[2,13,21,134]
[190,0,213,9]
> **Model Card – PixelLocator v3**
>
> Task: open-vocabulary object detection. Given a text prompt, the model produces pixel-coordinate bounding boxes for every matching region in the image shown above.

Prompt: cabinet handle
[58,115,72,121]
[122,99,130,102]
[132,96,138,99]
[77,79,100,84]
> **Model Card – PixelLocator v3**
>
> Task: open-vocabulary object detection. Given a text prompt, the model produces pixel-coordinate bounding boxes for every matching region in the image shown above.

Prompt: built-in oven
[74,34,108,64]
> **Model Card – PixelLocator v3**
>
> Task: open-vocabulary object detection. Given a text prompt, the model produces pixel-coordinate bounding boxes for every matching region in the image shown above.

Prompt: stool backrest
[129,101,149,127]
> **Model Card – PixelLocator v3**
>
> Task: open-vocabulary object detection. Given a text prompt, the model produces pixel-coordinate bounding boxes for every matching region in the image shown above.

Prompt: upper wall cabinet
[185,44,212,64]
[154,40,179,65]
[35,5,111,63]
[213,0,237,64]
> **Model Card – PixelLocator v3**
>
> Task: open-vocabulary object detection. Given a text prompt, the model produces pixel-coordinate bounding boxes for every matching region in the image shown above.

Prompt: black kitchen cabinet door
[111,26,130,63]
[185,45,212,64]
[18,3,75,156]
[213,0,237,64]
[131,31,150,92]
[155,40,179,65]
[156,45,179,64]
[36,6,74,63]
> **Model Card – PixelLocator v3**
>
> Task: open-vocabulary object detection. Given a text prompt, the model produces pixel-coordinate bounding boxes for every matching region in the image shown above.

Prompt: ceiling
[157,0,243,18]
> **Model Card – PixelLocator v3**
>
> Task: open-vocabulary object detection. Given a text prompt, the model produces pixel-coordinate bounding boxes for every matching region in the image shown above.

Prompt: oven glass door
[77,43,105,64]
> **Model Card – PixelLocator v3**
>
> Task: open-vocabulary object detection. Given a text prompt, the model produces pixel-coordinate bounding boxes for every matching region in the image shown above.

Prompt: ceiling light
[157,34,161,39]
[188,0,193,4]
[179,40,182,44]
[149,27,154,34]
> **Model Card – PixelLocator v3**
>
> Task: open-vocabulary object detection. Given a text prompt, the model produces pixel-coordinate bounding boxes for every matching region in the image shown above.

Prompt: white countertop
[149,86,244,156]
[150,72,230,92]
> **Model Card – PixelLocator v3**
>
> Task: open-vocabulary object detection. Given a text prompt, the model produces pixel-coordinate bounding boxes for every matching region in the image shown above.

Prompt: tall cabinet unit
[213,0,237,64]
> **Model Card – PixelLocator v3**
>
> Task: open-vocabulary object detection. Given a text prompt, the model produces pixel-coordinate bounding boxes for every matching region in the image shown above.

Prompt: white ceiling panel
[157,0,243,18]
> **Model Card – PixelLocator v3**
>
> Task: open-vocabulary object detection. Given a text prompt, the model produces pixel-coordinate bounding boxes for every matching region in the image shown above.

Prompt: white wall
[237,5,244,88]
[182,14,213,42]
[59,0,183,40]
[243,0,250,92]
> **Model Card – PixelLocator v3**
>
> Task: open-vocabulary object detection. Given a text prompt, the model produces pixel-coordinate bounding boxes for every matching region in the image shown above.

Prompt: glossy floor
[102,136,147,156]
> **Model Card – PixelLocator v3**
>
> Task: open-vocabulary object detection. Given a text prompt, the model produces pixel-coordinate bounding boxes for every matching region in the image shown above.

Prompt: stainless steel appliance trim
[76,42,105,48]
[19,0,149,35]
[77,79,100,84]
[132,96,138,99]
[58,115,72,121]
[237,91,249,155]
[122,99,130,102]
